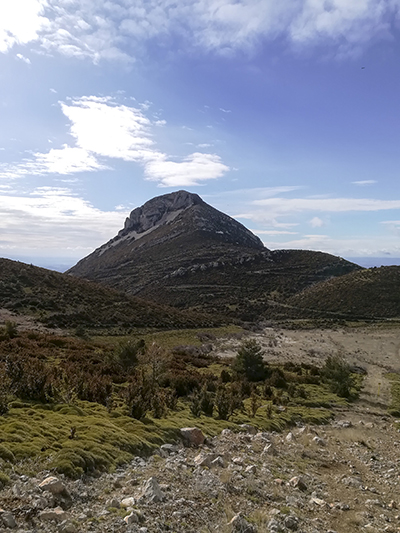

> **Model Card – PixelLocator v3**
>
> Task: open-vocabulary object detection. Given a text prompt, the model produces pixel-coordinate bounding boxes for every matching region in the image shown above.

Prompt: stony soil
[1,324,400,533]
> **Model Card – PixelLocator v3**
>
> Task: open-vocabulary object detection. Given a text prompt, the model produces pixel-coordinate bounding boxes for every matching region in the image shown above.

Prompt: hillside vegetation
[0,327,354,479]
[289,265,400,319]
[0,258,219,331]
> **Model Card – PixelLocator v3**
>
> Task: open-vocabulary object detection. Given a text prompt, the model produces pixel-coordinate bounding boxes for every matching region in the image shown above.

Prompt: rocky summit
[68,191,360,321]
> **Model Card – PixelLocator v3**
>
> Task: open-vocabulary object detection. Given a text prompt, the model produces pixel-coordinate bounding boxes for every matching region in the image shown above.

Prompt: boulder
[180,427,205,447]
[289,476,308,492]
[39,507,66,523]
[138,477,165,504]
[0,510,17,529]
[124,512,139,525]
[39,477,66,495]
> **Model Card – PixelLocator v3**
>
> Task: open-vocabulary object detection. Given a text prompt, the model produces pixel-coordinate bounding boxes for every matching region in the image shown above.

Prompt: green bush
[322,353,354,398]
[114,339,145,370]
[199,383,214,416]
[0,472,10,489]
[232,340,268,382]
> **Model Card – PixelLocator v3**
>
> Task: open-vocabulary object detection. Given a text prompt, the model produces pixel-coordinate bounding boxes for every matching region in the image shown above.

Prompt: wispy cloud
[309,216,324,228]
[0,95,230,187]
[262,233,400,257]
[253,197,400,215]
[352,180,377,186]
[0,187,129,257]
[1,1,398,62]
[16,53,31,64]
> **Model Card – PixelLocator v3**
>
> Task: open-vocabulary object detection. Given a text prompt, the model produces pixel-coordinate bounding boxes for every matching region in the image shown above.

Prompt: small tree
[215,384,231,420]
[322,353,354,398]
[233,340,267,382]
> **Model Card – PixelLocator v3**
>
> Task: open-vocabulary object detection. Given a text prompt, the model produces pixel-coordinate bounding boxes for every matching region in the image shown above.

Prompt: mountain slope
[68,190,361,320]
[0,258,219,330]
[288,265,400,319]
[68,190,265,294]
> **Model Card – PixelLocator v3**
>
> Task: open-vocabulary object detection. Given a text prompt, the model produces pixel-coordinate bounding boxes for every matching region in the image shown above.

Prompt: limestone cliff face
[67,190,265,282]
[119,191,201,235]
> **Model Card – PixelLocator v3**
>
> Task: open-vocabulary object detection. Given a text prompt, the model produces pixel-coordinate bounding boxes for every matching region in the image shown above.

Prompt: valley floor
[1,323,400,533]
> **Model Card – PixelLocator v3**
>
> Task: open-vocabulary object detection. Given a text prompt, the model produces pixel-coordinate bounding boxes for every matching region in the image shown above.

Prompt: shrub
[0,369,10,415]
[232,340,268,382]
[4,321,18,339]
[199,383,214,417]
[124,372,151,420]
[267,368,287,389]
[0,472,10,489]
[215,384,231,420]
[250,387,261,418]
[220,369,232,383]
[189,392,202,417]
[151,387,167,419]
[322,353,354,398]
[115,339,145,370]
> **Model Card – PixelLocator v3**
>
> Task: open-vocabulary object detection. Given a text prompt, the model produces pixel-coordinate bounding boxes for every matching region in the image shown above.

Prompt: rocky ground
[2,408,400,532]
[1,324,400,533]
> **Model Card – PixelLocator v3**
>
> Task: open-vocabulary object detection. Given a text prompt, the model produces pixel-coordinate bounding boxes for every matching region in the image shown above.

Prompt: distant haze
[344,257,400,269]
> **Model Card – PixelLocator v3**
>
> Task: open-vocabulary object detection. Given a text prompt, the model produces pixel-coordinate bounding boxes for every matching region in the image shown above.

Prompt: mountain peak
[119,190,203,238]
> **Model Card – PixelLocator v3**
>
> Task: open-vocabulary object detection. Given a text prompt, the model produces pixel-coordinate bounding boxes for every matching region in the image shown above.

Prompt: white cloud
[0,95,230,186]
[253,197,400,216]
[61,97,155,161]
[2,0,399,61]
[352,179,377,185]
[0,0,47,53]
[261,233,400,257]
[33,145,108,174]
[309,216,324,227]
[382,220,400,235]
[251,229,298,235]
[144,152,230,187]
[0,187,129,257]
[16,53,31,64]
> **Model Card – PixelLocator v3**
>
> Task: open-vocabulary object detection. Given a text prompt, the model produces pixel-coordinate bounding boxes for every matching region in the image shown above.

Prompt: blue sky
[1,0,400,270]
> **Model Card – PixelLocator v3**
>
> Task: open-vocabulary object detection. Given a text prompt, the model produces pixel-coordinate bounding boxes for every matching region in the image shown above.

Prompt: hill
[0,258,219,330]
[68,191,361,321]
[288,265,400,319]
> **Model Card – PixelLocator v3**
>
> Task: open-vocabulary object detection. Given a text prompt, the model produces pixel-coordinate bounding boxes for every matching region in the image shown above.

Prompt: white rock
[194,453,216,468]
[39,477,66,495]
[289,476,308,491]
[245,465,257,475]
[124,511,139,525]
[310,497,328,507]
[39,507,66,523]
[211,456,226,468]
[261,443,276,456]
[121,497,135,508]
[286,432,295,443]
